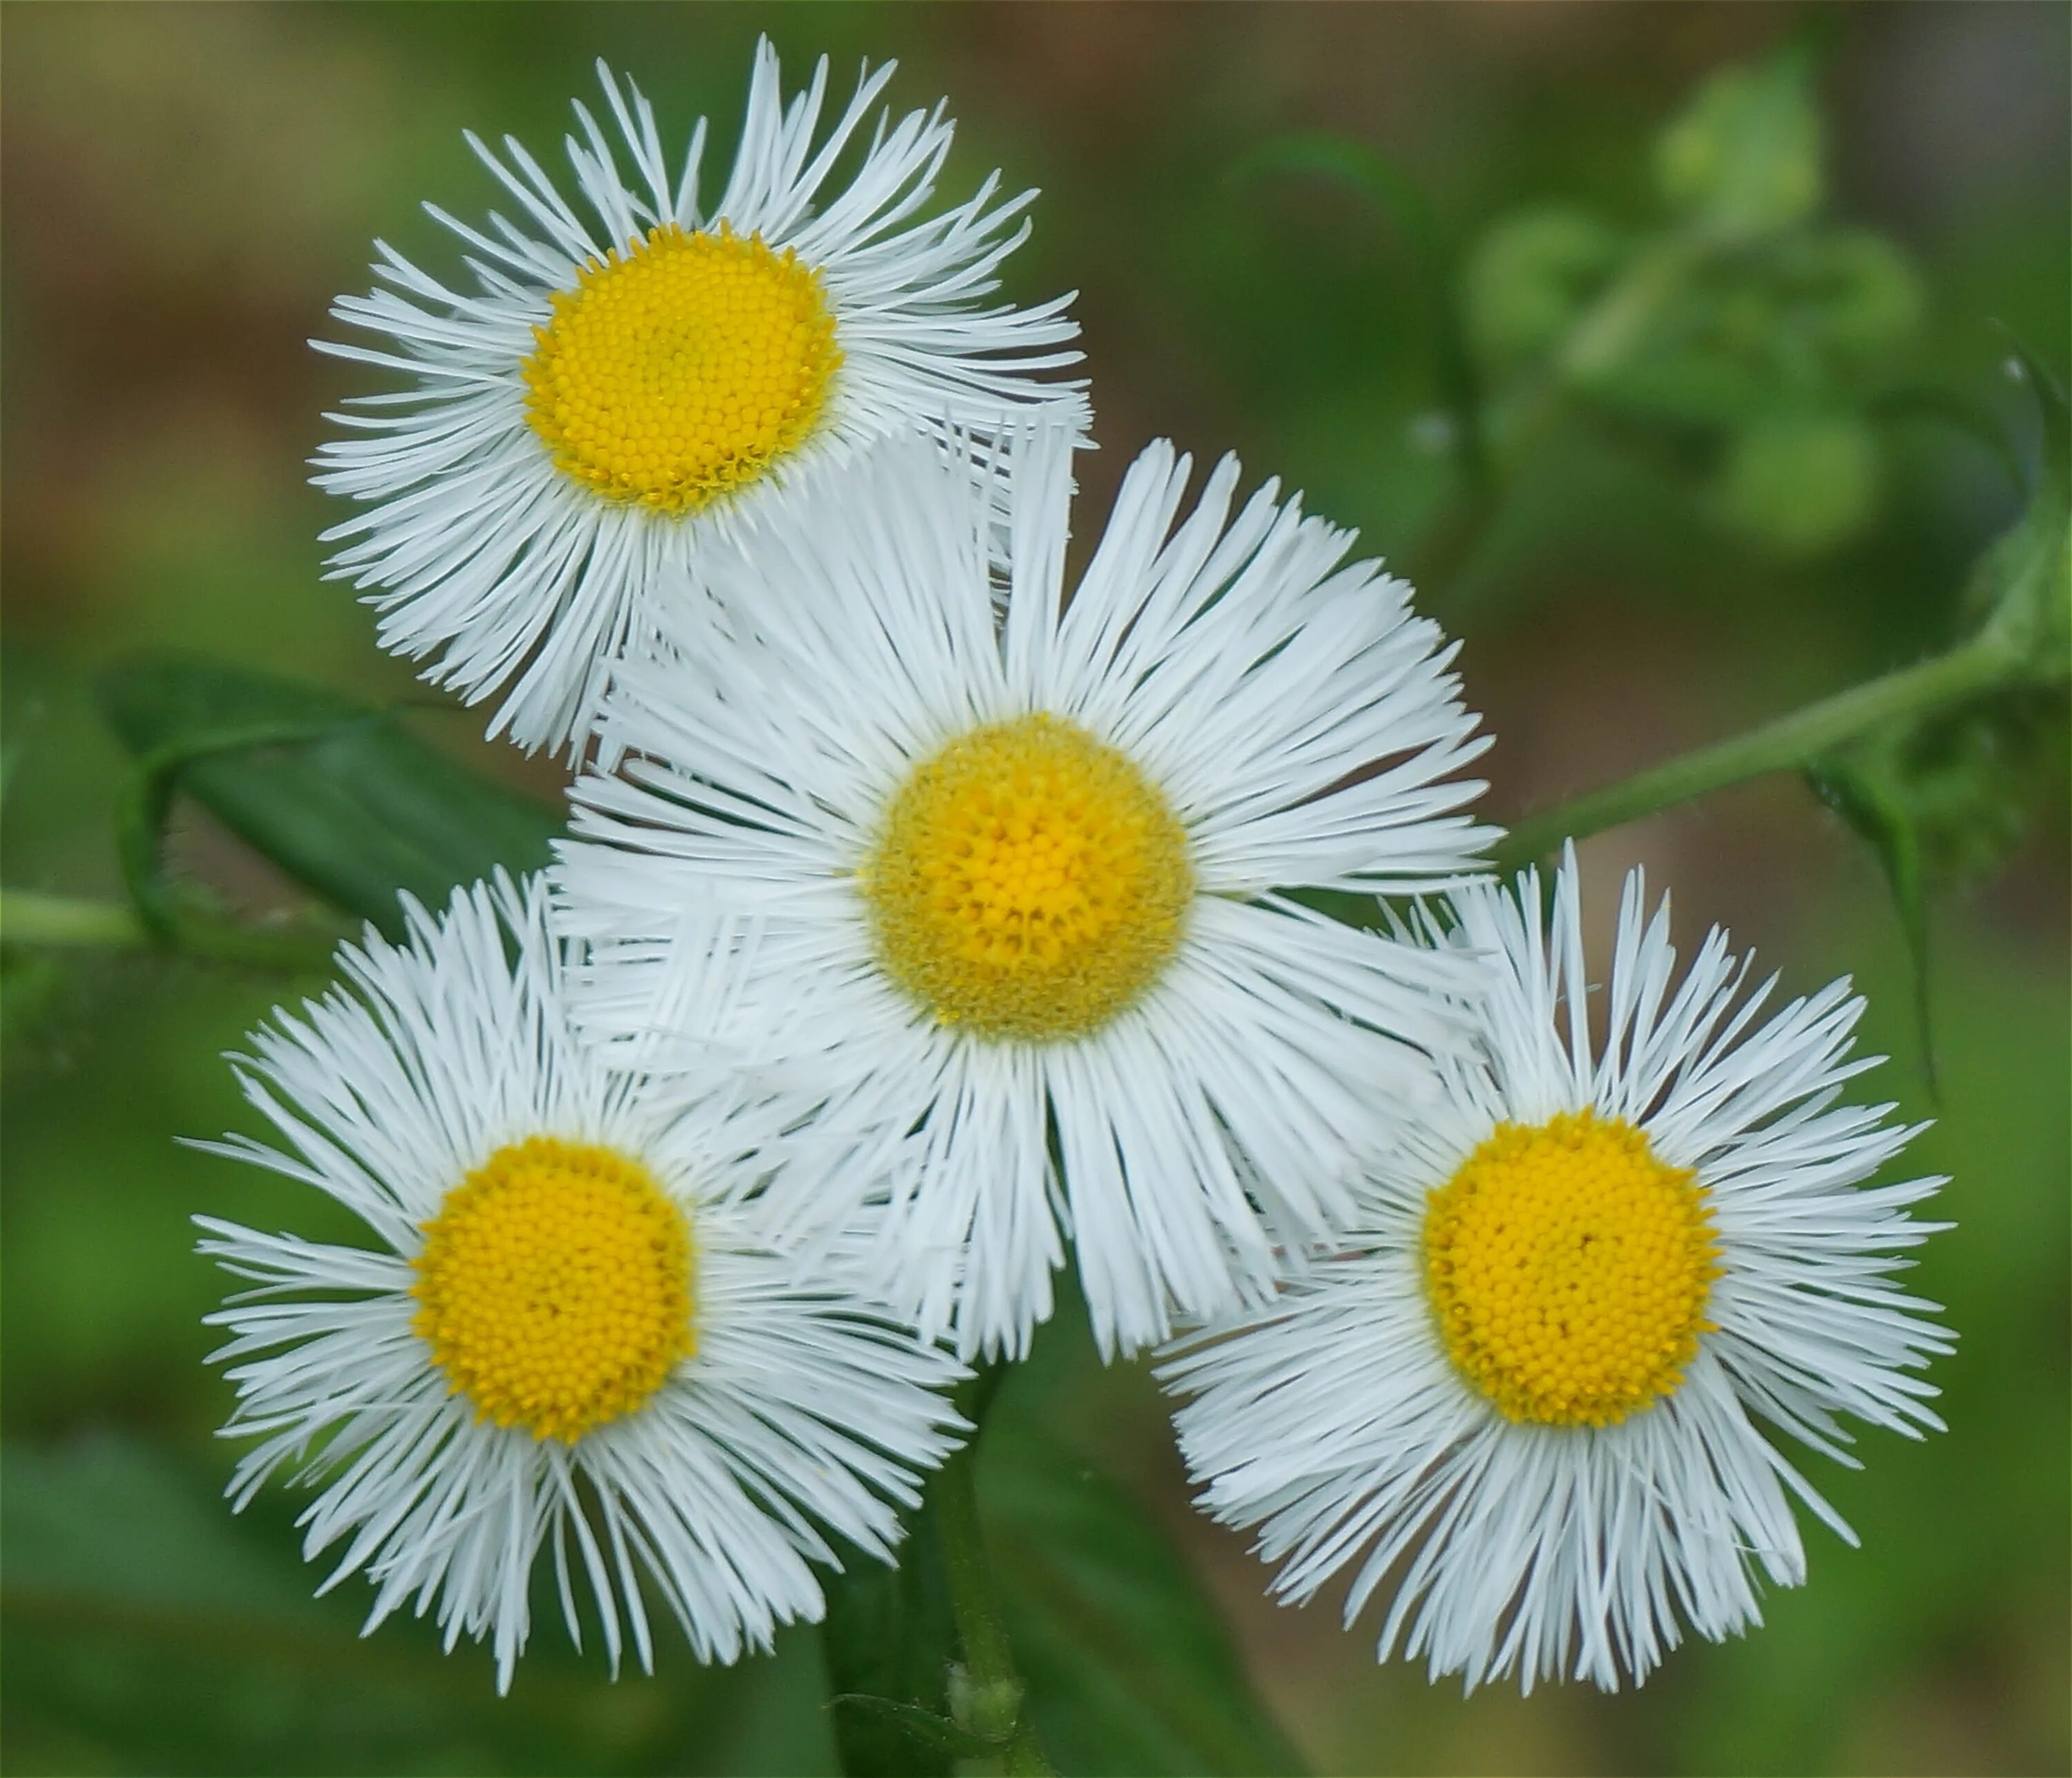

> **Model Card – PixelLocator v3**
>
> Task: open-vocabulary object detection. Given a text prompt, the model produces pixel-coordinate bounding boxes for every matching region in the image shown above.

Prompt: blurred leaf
[829,1696,1004,1761]
[1807,748,1937,1084]
[821,1505,957,1777]
[1819,686,2065,880]
[0,1431,740,1775]
[1959,345,2071,676]
[97,652,564,944]
[1574,234,1917,434]
[1780,231,1924,365]
[1,947,70,1051]
[821,1368,1015,1777]
[1,1432,842,1775]
[1711,410,1881,556]
[1869,384,2026,494]
[1655,48,1823,236]
[1807,346,2071,1076]
[984,1427,1303,1778]
[1583,332,1802,428]
[1234,132,1486,490]
[1464,206,1624,370]
[2013,334,2071,481]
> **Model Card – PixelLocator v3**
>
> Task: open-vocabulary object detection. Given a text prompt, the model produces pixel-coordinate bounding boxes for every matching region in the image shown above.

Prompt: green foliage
[1809,350,2070,1072]
[828,1696,1005,1762]
[821,1501,958,1776]
[1464,207,1623,370]
[1450,41,1932,563]
[1783,231,1925,365]
[3,11,2065,1777]
[1653,48,1823,236]
[1,1431,838,1776]
[97,653,564,946]
[823,1338,1300,1778]
[1712,410,1880,556]
[984,1426,1303,1778]
[1230,132,1486,491]
[71,642,1308,1778]
[1,948,70,1048]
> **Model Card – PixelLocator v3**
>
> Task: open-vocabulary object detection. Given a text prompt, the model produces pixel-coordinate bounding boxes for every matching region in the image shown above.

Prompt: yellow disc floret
[412,1136,694,1443]
[861,713,1195,1043]
[521,222,841,515]
[1422,1110,1720,1427]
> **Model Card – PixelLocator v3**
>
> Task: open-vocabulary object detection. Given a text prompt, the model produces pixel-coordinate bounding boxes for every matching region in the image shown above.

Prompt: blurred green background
[3,4,2066,1774]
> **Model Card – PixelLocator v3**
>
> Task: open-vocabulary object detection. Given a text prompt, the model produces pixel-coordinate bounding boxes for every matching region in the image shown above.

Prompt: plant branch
[0,886,340,975]
[1493,629,2017,874]
[0,889,150,950]
[934,1372,1051,1777]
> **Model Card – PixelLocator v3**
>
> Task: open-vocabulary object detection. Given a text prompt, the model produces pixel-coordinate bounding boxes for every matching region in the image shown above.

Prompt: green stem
[934,1378,1052,1777]
[1493,629,2015,874]
[1555,232,1713,389]
[1,889,149,949]
[0,886,339,975]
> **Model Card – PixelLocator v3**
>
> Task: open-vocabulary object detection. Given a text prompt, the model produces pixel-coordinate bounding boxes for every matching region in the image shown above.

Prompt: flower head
[555,423,1496,1360]
[196,874,963,1691]
[1160,850,1952,1692]
[314,44,1086,757]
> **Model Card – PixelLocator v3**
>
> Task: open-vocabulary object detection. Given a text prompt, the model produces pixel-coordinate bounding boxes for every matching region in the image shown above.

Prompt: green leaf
[1810,677,2066,1088]
[1970,343,2071,676]
[1921,341,2068,722]
[821,1505,959,1777]
[1655,47,1823,236]
[1232,132,1486,492]
[829,1695,1006,1761]
[1807,749,1937,1089]
[97,651,564,944]
[0,1432,789,1775]
[1780,230,1924,365]
[1711,410,1881,557]
[822,1368,1018,1777]
[1801,354,2068,1078]
[983,1426,1304,1777]
[1463,206,1624,370]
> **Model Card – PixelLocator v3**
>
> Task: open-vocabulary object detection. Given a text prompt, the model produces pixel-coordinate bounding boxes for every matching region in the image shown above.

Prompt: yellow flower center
[411,1136,694,1443]
[861,713,1195,1043]
[1422,1110,1720,1427]
[521,222,841,515]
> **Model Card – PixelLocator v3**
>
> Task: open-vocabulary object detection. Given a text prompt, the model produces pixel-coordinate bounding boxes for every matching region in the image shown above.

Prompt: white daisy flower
[1160,849,1951,1694]
[312,43,1086,758]
[554,422,1497,1362]
[194,874,965,1692]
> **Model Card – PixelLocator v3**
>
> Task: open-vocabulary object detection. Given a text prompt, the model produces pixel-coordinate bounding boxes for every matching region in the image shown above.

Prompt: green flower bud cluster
[1461,44,1928,560]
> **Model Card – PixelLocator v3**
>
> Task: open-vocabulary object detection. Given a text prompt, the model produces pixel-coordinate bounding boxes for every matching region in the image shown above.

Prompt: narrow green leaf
[1232,131,1487,493]
[821,1506,959,1777]
[97,652,564,942]
[823,1365,1012,1777]
[1807,752,1938,1093]
[2004,334,2070,488]
[984,1426,1305,1777]
[830,1694,1007,1760]
[1973,342,2071,675]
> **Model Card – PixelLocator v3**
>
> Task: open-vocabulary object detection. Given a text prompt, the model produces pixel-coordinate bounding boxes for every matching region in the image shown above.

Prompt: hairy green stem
[934,1393,1051,1777]
[1493,629,2015,874]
